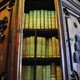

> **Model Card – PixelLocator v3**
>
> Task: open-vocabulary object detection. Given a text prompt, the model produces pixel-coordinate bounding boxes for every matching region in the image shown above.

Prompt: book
[56,66,62,80]
[36,66,43,80]
[29,36,35,58]
[51,11,55,29]
[25,37,30,58]
[22,66,30,80]
[41,37,46,58]
[30,66,34,80]
[45,38,49,57]
[29,11,33,29]
[33,10,37,29]
[22,38,26,58]
[45,10,48,29]
[52,37,57,57]
[36,37,42,57]
[56,38,60,57]
[37,10,40,29]
[41,10,44,29]
[49,38,52,57]
[51,63,56,80]
[55,12,58,29]
[25,13,29,29]
[48,11,51,29]
[42,66,46,80]
[46,65,51,80]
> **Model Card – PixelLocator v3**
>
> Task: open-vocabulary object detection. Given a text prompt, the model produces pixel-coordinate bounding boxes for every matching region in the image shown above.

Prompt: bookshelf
[22,0,62,80]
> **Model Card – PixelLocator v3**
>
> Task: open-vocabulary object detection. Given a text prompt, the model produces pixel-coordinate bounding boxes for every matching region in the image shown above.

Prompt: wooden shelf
[22,57,60,66]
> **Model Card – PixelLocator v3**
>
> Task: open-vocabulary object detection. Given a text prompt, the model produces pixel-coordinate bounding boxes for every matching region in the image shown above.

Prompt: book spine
[41,37,46,58]
[45,10,48,29]
[52,37,56,57]
[33,10,37,29]
[56,38,60,57]
[25,13,29,29]
[29,36,34,58]
[48,11,51,29]
[41,10,44,29]
[29,11,33,29]
[36,37,42,57]
[49,38,52,57]
[36,66,42,80]
[37,10,40,29]
[42,66,46,80]
[51,11,55,29]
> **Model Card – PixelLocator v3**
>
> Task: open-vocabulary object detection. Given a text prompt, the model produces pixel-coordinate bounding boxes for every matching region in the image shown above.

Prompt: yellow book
[56,38,60,57]
[25,37,30,58]
[22,38,26,58]
[51,63,56,80]
[36,66,42,80]
[33,10,37,29]
[51,11,55,29]
[45,10,48,29]
[29,11,33,29]
[56,66,62,80]
[48,11,51,29]
[41,37,46,58]
[25,13,29,29]
[29,36,34,58]
[37,10,40,29]
[52,37,56,57]
[55,12,58,29]
[36,37,42,57]
[41,10,44,29]
[49,38,52,57]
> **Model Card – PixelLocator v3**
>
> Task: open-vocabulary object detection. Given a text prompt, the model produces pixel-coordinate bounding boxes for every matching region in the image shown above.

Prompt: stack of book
[22,64,62,80]
[22,36,60,58]
[24,10,57,29]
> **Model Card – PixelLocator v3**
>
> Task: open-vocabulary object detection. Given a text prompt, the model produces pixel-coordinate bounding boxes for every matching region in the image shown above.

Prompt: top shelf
[24,0,55,13]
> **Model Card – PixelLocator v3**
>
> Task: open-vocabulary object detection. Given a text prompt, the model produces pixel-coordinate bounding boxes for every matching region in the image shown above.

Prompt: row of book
[22,64,62,80]
[24,10,58,29]
[22,36,60,58]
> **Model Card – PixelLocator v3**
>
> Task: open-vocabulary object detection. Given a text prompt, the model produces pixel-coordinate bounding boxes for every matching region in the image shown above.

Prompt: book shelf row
[22,64,62,80]
[24,10,58,29]
[22,36,60,58]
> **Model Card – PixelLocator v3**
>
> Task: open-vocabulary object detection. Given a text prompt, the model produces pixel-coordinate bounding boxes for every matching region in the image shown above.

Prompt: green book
[51,63,56,80]
[29,11,33,29]
[49,38,52,57]
[22,66,25,80]
[45,38,49,57]
[42,66,46,80]
[33,10,37,29]
[45,10,48,29]
[41,10,44,29]
[41,37,46,58]
[46,65,51,80]
[48,11,51,29]
[25,13,29,29]
[36,66,42,80]
[29,36,34,58]
[30,66,34,80]
[36,37,42,57]
[51,11,55,29]
[37,10,40,29]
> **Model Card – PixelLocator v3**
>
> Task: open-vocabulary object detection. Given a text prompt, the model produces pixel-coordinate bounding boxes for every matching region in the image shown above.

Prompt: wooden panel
[0,8,10,75]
